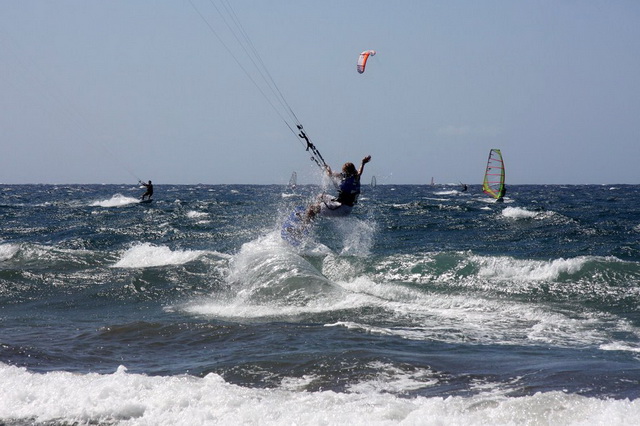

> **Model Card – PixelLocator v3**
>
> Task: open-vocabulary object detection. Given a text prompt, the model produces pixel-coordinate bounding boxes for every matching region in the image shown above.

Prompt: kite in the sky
[357,50,376,74]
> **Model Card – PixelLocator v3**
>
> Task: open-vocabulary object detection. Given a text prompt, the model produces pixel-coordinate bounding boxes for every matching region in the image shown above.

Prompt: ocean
[1,183,639,425]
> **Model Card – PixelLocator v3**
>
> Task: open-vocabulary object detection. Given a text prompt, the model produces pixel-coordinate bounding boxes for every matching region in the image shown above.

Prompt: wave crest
[112,243,205,268]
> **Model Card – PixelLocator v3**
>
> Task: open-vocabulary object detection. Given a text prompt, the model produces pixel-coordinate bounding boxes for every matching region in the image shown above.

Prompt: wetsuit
[336,174,361,207]
[142,182,153,200]
[318,174,361,217]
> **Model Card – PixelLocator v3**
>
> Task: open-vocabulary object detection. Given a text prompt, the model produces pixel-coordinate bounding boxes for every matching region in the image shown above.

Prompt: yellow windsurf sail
[482,149,505,199]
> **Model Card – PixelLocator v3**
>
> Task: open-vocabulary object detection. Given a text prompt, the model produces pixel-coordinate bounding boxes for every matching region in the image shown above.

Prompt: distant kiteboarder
[460,182,468,192]
[140,180,153,201]
[306,155,371,218]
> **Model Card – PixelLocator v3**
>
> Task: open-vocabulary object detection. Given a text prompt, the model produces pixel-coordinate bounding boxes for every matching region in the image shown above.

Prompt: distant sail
[482,149,505,199]
[370,175,377,188]
[288,171,297,189]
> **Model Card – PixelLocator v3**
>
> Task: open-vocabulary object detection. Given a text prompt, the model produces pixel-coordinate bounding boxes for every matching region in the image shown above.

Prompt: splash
[330,217,376,257]
[184,233,344,319]
[226,234,338,305]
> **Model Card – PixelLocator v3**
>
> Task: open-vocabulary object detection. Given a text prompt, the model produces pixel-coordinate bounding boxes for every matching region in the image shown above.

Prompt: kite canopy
[357,50,376,74]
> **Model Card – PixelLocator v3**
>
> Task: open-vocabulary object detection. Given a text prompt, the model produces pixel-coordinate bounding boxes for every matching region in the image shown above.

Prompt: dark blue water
[1,184,639,424]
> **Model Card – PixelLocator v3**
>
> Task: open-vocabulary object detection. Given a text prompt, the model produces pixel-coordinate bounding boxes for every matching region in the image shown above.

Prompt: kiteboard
[139,199,153,204]
[281,206,311,246]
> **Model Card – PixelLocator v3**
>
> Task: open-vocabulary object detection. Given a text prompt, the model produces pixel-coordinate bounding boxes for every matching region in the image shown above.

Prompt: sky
[1,0,639,185]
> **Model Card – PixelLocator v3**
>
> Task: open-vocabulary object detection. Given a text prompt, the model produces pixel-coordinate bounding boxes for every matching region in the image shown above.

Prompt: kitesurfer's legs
[320,203,352,217]
[305,194,352,219]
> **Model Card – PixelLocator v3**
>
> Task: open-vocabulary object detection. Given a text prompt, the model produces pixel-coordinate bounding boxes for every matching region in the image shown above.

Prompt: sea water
[1,183,639,425]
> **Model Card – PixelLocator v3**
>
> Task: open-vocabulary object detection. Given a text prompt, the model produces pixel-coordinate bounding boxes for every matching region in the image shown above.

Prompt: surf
[2,361,639,426]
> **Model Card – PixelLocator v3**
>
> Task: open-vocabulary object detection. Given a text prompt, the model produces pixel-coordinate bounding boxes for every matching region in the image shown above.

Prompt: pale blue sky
[1,1,639,184]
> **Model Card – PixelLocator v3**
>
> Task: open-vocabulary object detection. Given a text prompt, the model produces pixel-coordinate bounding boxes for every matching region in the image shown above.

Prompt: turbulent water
[1,183,639,425]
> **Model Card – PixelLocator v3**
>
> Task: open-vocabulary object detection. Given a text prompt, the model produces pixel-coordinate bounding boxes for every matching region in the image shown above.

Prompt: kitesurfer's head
[342,162,357,176]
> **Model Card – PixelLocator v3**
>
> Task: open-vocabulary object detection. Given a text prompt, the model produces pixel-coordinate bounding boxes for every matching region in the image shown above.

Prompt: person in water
[307,155,371,218]
[140,180,153,200]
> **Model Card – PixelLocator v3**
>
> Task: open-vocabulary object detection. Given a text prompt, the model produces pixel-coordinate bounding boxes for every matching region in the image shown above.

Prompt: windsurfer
[140,180,153,200]
[306,155,371,218]
[497,186,506,202]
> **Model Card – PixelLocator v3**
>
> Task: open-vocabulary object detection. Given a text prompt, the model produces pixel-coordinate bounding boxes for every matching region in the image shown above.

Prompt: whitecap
[473,255,588,282]
[0,243,20,261]
[90,194,140,207]
[502,206,538,219]
[186,211,208,219]
[112,243,205,268]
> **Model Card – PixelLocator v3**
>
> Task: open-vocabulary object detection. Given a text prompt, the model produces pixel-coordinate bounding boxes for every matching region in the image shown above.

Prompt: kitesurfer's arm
[358,155,372,177]
[325,165,333,176]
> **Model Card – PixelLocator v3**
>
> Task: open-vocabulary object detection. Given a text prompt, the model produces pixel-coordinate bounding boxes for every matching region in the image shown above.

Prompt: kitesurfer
[140,180,153,200]
[306,155,371,218]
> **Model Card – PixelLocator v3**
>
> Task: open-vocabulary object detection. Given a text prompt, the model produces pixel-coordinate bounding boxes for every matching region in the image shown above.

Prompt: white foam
[90,194,140,207]
[112,243,206,268]
[181,245,639,351]
[473,255,589,283]
[333,269,640,351]
[183,293,362,320]
[1,363,638,425]
[600,342,640,353]
[0,243,20,261]
[502,206,538,219]
[375,253,598,288]
[0,243,95,265]
[186,211,208,219]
